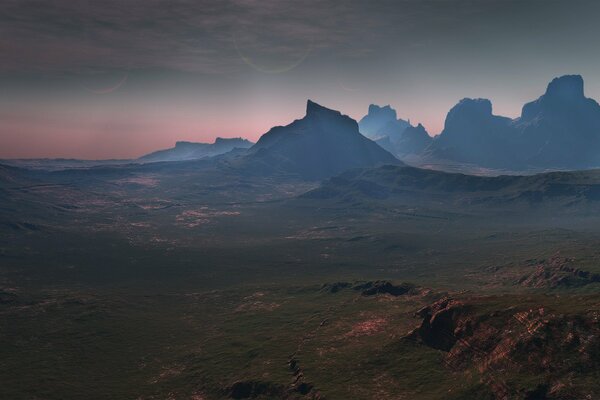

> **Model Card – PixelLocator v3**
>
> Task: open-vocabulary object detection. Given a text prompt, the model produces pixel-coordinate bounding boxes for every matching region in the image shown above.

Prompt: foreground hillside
[2,155,600,399]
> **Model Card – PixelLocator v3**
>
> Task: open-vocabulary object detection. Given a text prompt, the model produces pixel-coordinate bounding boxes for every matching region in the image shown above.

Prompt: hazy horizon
[3,0,600,159]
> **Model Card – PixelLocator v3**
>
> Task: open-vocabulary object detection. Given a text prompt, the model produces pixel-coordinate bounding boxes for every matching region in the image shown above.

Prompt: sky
[3,0,600,159]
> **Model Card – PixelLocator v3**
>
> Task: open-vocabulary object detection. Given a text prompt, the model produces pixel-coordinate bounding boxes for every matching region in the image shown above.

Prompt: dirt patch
[344,317,388,338]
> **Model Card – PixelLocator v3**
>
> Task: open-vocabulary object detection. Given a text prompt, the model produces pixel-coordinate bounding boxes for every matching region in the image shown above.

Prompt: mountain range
[139,137,254,163]
[7,75,598,176]
[356,75,600,172]
[415,75,600,170]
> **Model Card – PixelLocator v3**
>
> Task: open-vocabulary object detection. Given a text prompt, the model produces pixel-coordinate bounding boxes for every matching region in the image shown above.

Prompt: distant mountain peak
[443,98,495,132]
[452,98,493,115]
[246,100,401,179]
[214,137,252,145]
[545,74,584,100]
[306,99,342,117]
[141,137,254,162]
[367,104,397,120]
[424,74,600,170]
[358,103,408,141]
[174,141,203,147]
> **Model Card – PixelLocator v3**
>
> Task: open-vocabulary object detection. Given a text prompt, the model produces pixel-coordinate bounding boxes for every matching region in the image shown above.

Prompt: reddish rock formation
[518,255,600,288]
[406,296,600,399]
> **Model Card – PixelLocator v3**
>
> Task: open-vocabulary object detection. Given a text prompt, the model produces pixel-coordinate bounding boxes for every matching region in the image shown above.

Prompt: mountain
[359,104,431,159]
[423,98,517,168]
[358,104,399,138]
[393,123,432,157]
[238,100,401,180]
[358,104,411,141]
[423,75,600,170]
[139,137,253,162]
[515,74,600,168]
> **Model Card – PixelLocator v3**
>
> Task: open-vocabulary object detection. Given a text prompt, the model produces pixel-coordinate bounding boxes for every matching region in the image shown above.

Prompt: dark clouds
[3,0,600,158]
[0,0,370,73]
[0,0,497,74]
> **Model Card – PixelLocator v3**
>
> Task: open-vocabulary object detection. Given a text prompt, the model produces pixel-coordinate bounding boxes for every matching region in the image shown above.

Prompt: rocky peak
[520,74,596,121]
[304,100,358,134]
[367,104,397,121]
[443,98,494,132]
[306,99,343,118]
[450,98,493,117]
[213,137,252,146]
[412,123,428,134]
[174,141,204,148]
[544,74,585,101]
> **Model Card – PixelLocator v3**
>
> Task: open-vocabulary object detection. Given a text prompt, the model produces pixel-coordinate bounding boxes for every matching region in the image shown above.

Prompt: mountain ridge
[139,137,254,163]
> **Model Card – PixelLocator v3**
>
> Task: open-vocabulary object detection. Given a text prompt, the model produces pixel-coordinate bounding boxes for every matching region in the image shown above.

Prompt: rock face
[424,75,600,170]
[518,255,600,288]
[406,296,600,399]
[406,297,469,351]
[245,100,401,180]
[139,137,254,162]
[358,104,431,158]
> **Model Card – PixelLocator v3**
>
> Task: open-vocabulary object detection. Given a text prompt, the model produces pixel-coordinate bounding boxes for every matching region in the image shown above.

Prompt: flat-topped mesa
[213,137,253,146]
[174,141,207,148]
[443,98,494,131]
[521,75,589,120]
[449,98,493,117]
[141,137,253,162]
[545,74,585,101]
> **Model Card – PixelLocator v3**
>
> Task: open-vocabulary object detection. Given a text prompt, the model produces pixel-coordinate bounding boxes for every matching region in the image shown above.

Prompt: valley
[2,152,600,399]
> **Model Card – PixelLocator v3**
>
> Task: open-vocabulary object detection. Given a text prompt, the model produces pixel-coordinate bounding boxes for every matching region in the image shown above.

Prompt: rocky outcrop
[405,296,600,399]
[405,297,469,351]
[518,255,600,288]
